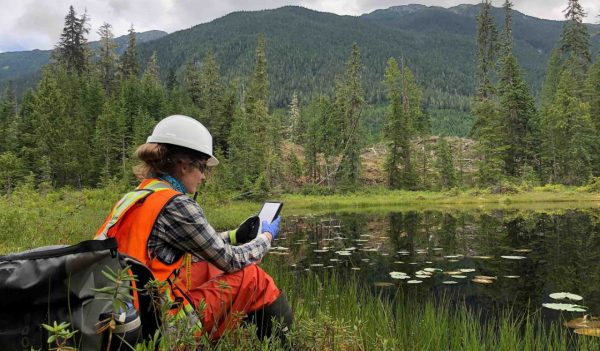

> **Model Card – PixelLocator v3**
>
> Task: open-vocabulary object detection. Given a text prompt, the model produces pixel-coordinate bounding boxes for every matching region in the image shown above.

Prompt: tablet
[258,201,283,224]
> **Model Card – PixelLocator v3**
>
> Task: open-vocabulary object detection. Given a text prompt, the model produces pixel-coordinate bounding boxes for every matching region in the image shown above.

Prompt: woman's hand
[261,217,281,241]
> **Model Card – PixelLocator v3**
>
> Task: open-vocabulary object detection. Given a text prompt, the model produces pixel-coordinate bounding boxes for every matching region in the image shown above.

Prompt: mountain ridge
[1,4,599,109]
[0,30,168,94]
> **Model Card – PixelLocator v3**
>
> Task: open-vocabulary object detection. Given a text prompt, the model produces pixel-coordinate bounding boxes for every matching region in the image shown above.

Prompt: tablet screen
[258,202,282,223]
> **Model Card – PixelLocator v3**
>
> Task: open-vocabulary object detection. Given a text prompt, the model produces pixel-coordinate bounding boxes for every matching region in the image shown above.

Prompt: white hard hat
[147,115,219,166]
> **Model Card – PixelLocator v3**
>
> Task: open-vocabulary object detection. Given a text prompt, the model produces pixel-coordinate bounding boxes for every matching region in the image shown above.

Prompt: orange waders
[95,179,283,339]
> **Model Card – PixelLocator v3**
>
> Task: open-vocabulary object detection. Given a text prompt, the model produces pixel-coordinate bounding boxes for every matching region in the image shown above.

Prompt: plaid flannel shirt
[147,194,271,272]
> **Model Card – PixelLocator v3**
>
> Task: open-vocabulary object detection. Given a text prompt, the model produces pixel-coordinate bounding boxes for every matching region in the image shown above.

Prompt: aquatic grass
[259,257,600,350]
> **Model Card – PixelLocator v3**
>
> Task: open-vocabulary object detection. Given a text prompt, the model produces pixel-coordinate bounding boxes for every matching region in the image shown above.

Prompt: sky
[1,0,599,53]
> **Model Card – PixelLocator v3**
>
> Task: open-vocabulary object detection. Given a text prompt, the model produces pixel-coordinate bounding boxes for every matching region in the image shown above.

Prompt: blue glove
[261,216,281,240]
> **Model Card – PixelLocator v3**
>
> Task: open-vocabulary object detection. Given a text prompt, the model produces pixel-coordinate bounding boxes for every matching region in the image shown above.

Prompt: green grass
[1,185,600,349]
[260,261,600,350]
[278,186,600,214]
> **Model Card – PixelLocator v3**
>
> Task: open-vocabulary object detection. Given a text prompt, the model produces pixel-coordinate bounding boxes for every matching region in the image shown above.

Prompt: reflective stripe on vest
[96,180,172,240]
[94,179,202,332]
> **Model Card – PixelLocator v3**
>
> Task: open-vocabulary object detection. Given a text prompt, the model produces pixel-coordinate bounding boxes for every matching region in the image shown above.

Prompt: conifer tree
[303,96,329,183]
[496,1,538,178]
[246,34,269,108]
[538,0,594,183]
[183,60,202,107]
[30,67,94,187]
[289,92,303,143]
[500,0,513,58]
[497,54,537,177]
[216,81,237,154]
[540,49,562,113]
[560,0,592,84]
[0,82,17,152]
[335,43,365,190]
[541,71,595,184]
[97,22,118,95]
[435,137,456,190]
[473,100,507,186]
[140,52,164,122]
[472,0,505,186]
[0,151,24,194]
[115,76,142,175]
[227,35,273,193]
[14,90,37,174]
[53,6,90,74]
[120,26,140,78]
[227,106,253,188]
[165,68,177,94]
[475,0,498,101]
[587,58,600,133]
[381,57,424,189]
[539,0,591,108]
[198,52,226,146]
[383,58,419,189]
[94,101,122,181]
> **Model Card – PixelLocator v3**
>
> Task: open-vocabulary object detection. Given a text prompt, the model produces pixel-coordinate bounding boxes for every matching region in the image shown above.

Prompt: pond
[271,208,600,325]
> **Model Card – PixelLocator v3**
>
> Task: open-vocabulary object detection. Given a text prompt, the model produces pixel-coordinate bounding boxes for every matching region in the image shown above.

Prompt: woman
[95,115,292,342]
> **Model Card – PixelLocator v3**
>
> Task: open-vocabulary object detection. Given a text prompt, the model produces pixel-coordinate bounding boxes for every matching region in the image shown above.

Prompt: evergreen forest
[0,1,599,197]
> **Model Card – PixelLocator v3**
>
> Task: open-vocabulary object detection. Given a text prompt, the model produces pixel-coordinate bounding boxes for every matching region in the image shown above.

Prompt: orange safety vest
[95,178,201,331]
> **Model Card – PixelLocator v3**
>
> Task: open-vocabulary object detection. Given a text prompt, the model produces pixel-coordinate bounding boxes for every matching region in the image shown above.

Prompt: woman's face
[178,160,207,194]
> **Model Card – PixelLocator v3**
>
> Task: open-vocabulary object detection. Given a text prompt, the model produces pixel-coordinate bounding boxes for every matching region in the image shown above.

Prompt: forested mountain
[0,1,597,193]
[1,4,598,110]
[0,30,167,94]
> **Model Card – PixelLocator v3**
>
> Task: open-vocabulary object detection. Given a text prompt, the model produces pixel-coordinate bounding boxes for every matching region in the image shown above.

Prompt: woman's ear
[175,161,189,177]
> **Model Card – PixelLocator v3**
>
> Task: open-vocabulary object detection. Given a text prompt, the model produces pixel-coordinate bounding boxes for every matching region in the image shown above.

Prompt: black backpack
[0,238,158,351]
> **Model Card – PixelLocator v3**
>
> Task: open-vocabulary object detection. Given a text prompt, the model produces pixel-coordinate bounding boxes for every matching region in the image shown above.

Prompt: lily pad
[474,275,497,280]
[459,268,476,273]
[374,282,395,288]
[444,270,463,275]
[444,255,462,259]
[504,275,520,279]
[542,303,587,312]
[451,275,467,279]
[471,255,493,260]
[416,274,431,279]
[472,278,494,284]
[390,271,410,280]
[424,267,443,273]
[443,280,458,284]
[407,280,423,284]
[549,292,583,301]
[500,255,526,260]
[512,248,532,253]
[336,251,352,256]
[415,270,432,275]
[565,317,600,329]
[574,328,600,337]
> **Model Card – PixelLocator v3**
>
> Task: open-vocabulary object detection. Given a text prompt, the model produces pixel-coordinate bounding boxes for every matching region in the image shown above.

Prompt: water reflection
[275,209,600,321]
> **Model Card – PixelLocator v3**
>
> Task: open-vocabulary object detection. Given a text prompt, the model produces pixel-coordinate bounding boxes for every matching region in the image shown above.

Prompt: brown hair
[133,143,209,179]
